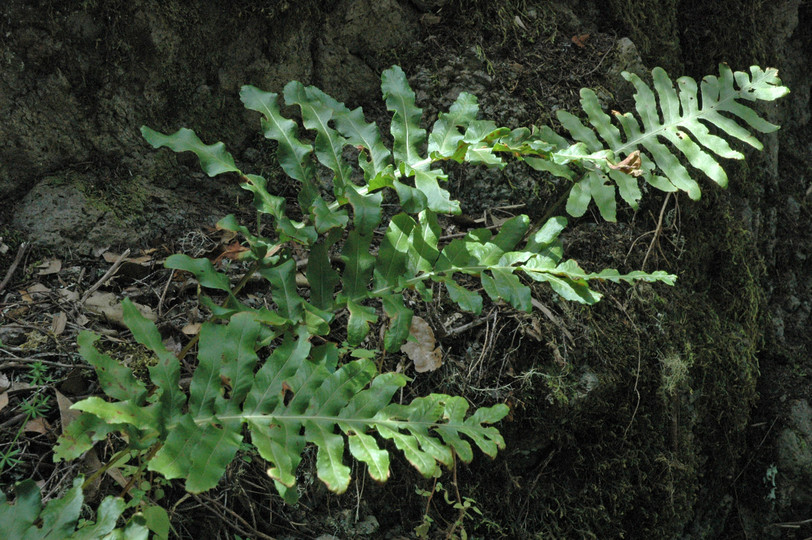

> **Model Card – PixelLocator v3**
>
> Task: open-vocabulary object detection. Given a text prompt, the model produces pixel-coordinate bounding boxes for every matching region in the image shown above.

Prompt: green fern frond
[553,64,788,219]
[0,477,156,539]
[60,302,508,502]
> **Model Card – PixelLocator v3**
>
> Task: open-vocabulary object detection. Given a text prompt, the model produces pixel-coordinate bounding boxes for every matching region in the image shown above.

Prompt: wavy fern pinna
[50,64,785,510]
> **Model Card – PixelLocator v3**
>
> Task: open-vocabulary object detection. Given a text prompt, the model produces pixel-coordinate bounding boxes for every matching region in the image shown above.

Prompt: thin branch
[642,193,671,271]
[0,242,28,295]
[79,248,131,304]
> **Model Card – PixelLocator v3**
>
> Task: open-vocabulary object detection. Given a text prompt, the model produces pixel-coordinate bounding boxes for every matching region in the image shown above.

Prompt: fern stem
[175,259,262,360]
[119,443,162,498]
[525,187,573,240]
[81,447,133,491]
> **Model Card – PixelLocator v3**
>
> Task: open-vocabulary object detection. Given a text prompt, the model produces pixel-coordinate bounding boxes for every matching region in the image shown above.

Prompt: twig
[518,450,556,525]
[0,242,28,295]
[0,358,79,369]
[771,517,812,528]
[624,230,655,265]
[79,248,131,304]
[445,312,495,336]
[641,193,671,271]
[158,269,174,318]
[622,339,643,440]
[530,298,574,342]
[731,416,778,485]
[0,412,28,429]
[582,34,617,76]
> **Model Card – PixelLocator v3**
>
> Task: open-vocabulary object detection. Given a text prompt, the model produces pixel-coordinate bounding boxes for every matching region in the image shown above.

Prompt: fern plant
[2,63,781,534]
[0,477,160,539]
[56,66,678,505]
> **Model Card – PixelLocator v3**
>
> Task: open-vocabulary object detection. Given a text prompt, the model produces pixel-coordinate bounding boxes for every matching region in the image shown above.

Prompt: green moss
[449,182,765,538]
[660,351,693,398]
[606,0,683,73]
[50,171,148,224]
[679,0,776,75]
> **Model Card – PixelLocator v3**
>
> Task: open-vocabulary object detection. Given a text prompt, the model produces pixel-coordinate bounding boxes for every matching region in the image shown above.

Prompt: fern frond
[64,304,508,502]
[552,64,788,219]
[0,477,152,538]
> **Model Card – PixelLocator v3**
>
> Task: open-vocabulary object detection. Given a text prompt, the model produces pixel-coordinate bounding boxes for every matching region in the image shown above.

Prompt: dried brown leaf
[37,259,62,275]
[401,316,443,373]
[57,289,80,302]
[571,33,591,48]
[182,323,202,336]
[55,389,81,429]
[84,291,156,327]
[102,251,121,263]
[20,283,50,303]
[24,417,51,435]
[52,311,67,335]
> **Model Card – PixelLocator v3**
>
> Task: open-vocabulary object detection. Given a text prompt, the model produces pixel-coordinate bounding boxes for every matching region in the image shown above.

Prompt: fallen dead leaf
[213,241,250,265]
[105,462,129,488]
[401,316,443,373]
[102,251,153,265]
[102,251,154,280]
[84,291,157,327]
[93,246,110,258]
[571,33,590,48]
[80,450,104,500]
[37,258,62,275]
[9,381,33,392]
[5,305,29,318]
[0,372,9,392]
[102,251,120,263]
[20,283,50,303]
[55,389,81,429]
[24,417,52,435]
[57,288,80,302]
[163,335,182,355]
[181,323,202,336]
[51,311,67,335]
[0,391,8,412]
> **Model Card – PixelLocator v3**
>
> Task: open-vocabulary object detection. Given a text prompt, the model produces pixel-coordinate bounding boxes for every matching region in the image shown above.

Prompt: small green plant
[26,360,54,386]
[0,438,24,473]
[0,362,55,474]
[415,461,496,540]
[764,463,778,508]
[1,63,787,535]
